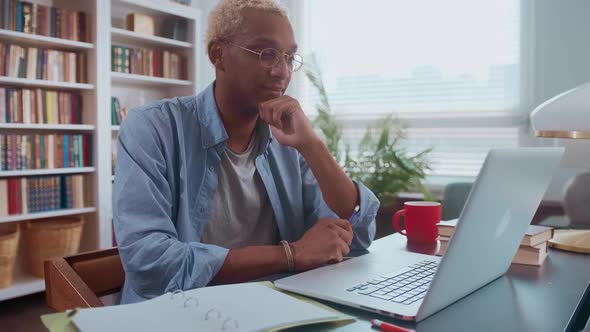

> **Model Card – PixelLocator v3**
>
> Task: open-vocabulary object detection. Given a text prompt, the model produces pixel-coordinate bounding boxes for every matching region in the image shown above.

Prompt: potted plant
[305,55,434,238]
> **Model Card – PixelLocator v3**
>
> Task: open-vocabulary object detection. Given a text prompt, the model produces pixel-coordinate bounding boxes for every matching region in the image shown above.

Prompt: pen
[370,319,414,332]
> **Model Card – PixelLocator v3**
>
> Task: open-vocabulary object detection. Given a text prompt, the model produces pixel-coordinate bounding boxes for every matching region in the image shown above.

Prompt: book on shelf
[112,45,185,80]
[126,13,155,35]
[0,174,85,216]
[162,17,187,42]
[437,236,549,266]
[0,133,90,170]
[437,219,554,247]
[110,97,128,126]
[0,0,88,42]
[111,137,117,175]
[0,87,83,124]
[0,42,85,82]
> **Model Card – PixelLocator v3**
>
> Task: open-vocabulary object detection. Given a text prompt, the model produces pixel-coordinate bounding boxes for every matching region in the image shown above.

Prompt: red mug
[393,201,441,244]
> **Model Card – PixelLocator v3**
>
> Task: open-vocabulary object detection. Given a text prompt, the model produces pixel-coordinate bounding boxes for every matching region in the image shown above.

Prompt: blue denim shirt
[113,83,380,304]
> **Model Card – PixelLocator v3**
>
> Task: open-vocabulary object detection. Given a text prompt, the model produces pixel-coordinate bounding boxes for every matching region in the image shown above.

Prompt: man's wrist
[280,240,295,272]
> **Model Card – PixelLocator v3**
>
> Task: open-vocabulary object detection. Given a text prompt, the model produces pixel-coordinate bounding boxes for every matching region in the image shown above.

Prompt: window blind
[297,0,521,181]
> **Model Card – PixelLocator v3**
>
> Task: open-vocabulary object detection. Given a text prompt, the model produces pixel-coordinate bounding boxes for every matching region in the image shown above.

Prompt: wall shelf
[0,29,94,50]
[0,124,95,131]
[0,167,96,178]
[0,274,45,302]
[0,207,97,224]
[116,0,200,20]
[111,28,192,48]
[111,72,192,87]
[0,77,94,90]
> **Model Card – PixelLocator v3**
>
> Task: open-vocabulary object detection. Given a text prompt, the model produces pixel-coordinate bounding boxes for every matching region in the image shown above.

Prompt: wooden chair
[44,247,125,311]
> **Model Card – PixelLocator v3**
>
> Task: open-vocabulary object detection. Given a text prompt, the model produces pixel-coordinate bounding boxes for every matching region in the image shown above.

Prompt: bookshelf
[0,123,95,131]
[0,29,94,50]
[116,0,201,20]
[0,167,96,177]
[0,0,203,301]
[111,72,192,87]
[0,207,97,224]
[108,0,202,221]
[111,27,192,48]
[0,0,99,300]
[0,76,94,90]
[0,273,45,302]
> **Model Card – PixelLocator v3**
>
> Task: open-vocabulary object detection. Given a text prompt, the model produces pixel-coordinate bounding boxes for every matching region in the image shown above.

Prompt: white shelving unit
[0,167,96,177]
[111,72,192,87]
[0,0,202,301]
[0,207,97,224]
[0,0,100,301]
[0,123,95,131]
[0,76,94,90]
[0,29,94,50]
[0,273,45,302]
[109,0,201,193]
[111,27,192,48]
[117,0,201,20]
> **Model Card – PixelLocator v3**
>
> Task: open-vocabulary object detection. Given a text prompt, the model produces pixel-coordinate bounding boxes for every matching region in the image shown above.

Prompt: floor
[0,292,54,332]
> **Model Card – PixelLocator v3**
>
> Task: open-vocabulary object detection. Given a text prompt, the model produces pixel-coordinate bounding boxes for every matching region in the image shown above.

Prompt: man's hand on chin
[258,96,320,151]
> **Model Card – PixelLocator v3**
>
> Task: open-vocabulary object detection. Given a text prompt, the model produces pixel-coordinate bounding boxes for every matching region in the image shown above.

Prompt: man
[114,0,380,304]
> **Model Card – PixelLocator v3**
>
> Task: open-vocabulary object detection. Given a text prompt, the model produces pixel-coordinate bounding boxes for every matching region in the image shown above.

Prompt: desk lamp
[531,82,590,253]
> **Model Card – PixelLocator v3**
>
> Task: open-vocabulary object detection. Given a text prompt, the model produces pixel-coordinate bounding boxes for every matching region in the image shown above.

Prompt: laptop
[274,148,564,322]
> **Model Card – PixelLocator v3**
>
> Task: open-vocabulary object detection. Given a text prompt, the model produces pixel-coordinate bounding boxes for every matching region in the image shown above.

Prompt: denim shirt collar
[196,81,274,152]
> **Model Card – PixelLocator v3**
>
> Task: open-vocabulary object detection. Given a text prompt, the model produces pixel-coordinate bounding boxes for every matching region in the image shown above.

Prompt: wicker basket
[23,217,84,278]
[0,223,19,289]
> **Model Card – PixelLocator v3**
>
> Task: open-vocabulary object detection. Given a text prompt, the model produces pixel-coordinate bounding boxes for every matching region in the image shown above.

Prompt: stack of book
[111,45,185,80]
[437,219,554,266]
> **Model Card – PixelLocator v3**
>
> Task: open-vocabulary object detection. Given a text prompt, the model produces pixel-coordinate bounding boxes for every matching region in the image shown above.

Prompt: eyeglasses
[221,40,303,72]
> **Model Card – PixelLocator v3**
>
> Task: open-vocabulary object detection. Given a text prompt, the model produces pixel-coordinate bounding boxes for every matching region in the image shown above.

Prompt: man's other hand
[290,218,353,271]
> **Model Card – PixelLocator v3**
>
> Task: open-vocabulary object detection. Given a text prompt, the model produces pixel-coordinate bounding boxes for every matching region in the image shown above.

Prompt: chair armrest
[44,257,104,311]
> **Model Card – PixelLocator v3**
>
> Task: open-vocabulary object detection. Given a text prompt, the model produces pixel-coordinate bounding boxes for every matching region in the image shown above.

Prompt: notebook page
[72,282,348,332]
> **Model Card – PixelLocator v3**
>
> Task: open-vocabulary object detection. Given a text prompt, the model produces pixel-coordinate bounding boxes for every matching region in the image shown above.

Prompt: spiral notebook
[62,282,351,332]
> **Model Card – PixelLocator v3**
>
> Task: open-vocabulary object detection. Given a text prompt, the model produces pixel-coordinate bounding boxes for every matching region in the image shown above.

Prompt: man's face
[222,9,297,114]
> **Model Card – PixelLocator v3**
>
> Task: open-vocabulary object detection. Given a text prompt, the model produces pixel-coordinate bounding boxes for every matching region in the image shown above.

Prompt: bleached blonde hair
[206,0,289,45]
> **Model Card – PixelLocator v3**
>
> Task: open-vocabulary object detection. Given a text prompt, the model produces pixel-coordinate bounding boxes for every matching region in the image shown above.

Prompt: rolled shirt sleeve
[299,154,380,250]
[114,110,228,301]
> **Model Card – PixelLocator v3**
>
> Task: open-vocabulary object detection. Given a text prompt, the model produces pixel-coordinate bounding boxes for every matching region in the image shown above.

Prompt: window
[296,0,522,182]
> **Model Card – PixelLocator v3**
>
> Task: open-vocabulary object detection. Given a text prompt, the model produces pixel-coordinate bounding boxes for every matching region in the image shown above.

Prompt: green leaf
[306,51,433,206]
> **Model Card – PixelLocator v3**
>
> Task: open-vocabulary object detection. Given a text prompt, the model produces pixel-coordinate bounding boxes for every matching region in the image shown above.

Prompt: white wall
[520,0,590,201]
[191,0,217,89]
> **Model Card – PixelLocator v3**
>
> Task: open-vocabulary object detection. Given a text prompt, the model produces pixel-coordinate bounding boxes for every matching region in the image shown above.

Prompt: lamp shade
[531,82,590,139]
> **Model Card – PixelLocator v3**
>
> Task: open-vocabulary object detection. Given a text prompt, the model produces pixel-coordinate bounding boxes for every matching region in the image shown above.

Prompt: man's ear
[207,41,225,71]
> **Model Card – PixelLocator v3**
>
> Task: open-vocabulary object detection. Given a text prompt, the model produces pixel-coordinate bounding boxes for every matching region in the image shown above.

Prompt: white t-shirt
[201,131,279,249]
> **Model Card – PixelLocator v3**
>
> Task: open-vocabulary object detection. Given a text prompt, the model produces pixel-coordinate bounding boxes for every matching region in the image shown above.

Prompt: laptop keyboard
[346,260,438,305]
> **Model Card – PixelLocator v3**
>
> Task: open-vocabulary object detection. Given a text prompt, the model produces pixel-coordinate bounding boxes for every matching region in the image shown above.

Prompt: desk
[274,234,590,332]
